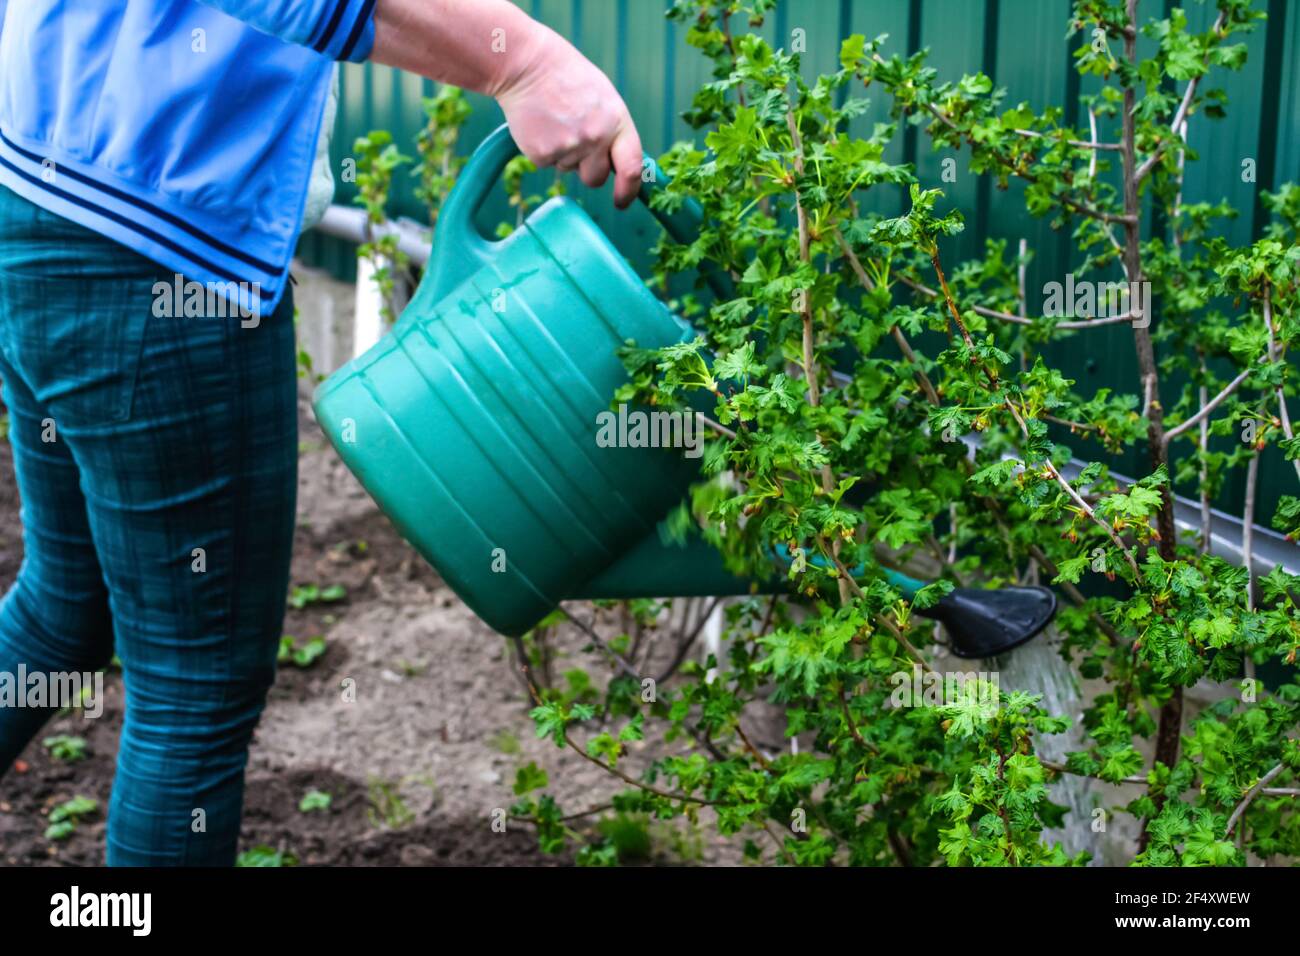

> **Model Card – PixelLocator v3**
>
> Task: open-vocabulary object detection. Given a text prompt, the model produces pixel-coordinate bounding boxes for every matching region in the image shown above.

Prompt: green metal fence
[296,0,1299,523]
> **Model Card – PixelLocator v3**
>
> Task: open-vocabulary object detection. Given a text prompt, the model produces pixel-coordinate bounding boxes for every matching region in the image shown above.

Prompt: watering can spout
[914,585,1057,659]
[572,529,751,600]
[576,527,1055,659]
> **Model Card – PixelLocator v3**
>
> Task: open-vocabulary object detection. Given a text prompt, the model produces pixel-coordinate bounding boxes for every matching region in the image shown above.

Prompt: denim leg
[0,186,297,865]
[0,358,114,770]
[72,293,299,866]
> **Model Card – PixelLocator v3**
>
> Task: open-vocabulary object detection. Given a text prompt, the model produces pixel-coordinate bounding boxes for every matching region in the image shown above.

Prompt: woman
[0,0,642,865]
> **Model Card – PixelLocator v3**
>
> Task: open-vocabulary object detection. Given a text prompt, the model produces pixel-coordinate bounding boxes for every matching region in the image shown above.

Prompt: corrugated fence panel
[299,0,1298,522]
[843,0,914,217]
[1278,2,1299,192]
[1178,1,1273,514]
[915,0,987,264]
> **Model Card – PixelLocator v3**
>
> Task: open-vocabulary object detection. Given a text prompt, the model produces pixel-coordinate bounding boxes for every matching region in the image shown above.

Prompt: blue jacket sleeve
[193,0,378,63]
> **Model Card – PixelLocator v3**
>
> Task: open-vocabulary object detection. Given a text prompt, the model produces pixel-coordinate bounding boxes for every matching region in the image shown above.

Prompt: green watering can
[313,124,1056,658]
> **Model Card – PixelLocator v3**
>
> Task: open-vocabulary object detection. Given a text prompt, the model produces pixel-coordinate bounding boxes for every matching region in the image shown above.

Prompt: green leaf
[513,762,549,795]
[299,790,333,813]
[236,846,298,867]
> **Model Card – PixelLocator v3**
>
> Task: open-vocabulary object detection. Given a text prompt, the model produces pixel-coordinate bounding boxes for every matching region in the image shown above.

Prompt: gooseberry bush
[507,0,1300,866]
[352,86,473,322]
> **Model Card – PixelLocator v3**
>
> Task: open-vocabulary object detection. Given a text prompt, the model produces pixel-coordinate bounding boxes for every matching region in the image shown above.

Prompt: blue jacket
[0,1,377,315]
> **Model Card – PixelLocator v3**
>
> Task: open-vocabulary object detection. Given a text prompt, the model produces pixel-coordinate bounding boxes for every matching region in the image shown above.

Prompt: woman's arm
[372,0,642,207]
[194,0,642,207]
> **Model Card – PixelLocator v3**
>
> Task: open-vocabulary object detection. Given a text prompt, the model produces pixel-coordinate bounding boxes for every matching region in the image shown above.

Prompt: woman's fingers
[608,123,643,209]
[577,148,612,190]
[492,26,644,207]
[558,122,639,205]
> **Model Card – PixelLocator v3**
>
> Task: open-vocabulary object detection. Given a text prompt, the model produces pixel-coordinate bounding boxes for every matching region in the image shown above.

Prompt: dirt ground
[0,399,736,866]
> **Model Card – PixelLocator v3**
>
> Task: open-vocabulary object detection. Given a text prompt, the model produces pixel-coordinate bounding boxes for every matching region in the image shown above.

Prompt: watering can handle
[423,123,732,304]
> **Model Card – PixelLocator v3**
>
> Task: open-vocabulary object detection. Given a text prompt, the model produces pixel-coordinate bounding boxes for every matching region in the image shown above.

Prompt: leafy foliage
[414,85,472,227]
[352,129,411,323]
[511,0,1300,866]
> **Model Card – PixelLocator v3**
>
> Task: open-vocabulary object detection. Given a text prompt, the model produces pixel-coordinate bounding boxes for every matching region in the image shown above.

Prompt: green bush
[510,0,1300,867]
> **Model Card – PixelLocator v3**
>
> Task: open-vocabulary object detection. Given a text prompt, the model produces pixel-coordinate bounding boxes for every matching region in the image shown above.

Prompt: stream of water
[987,633,1106,863]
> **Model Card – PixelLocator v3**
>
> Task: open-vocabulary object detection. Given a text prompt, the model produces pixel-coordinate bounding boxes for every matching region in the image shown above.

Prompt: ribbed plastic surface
[315,131,698,635]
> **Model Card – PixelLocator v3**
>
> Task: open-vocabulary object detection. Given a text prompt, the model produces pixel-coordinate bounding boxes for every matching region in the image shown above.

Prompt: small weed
[366,777,415,830]
[45,796,98,841]
[296,347,323,385]
[288,583,347,610]
[42,735,88,763]
[331,539,369,559]
[656,818,706,865]
[299,789,333,814]
[597,813,652,863]
[278,635,328,668]
[236,846,297,867]
[395,659,426,677]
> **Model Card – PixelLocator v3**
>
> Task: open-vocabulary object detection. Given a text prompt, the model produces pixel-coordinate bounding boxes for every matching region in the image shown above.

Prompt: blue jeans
[0,186,297,864]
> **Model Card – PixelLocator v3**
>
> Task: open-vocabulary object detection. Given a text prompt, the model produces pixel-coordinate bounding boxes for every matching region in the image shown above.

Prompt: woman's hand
[491,25,643,208]
[372,0,643,207]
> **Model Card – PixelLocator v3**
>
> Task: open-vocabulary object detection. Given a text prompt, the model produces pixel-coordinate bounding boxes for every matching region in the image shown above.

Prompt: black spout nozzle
[916,586,1057,659]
